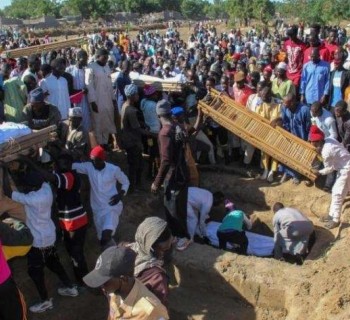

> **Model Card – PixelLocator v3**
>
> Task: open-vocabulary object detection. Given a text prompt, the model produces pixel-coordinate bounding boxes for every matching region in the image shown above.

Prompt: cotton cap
[68,107,82,118]
[264,65,273,73]
[156,99,171,116]
[29,87,45,103]
[309,125,325,142]
[143,84,156,96]
[124,83,138,97]
[171,106,184,116]
[234,71,245,82]
[277,62,287,70]
[163,63,170,70]
[225,199,235,210]
[90,145,106,161]
[83,247,136,288]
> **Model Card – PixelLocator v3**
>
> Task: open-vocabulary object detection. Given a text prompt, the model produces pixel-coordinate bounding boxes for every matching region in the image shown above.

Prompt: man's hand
[91,102,99,113]
[109,193,123,206]
[311,168,320,176]
[320,95,327,105]
[151,183,158,193]
[83,88,88,94]
[300,95,305,103]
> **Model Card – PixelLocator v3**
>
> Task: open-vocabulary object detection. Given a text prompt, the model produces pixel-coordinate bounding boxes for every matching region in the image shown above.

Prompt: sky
[1,0,12,9]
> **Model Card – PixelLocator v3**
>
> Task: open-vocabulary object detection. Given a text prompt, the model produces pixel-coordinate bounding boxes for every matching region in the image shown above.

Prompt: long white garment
[39,74,71,120]
[85,62,117,144]
[205,221,274,257]
[72,162,129,239]
[187,187,213,239]
[319,137,350,222]
[67,66,91,133]
[12,182,55,248]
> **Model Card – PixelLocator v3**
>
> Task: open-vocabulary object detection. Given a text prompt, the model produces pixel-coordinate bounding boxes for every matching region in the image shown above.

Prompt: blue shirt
[140,98,160,133]
[282,103,311,141]
[300,60,330,105]
[330,70,343,107]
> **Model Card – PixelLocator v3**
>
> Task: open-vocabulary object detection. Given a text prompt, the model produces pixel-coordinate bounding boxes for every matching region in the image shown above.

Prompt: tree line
[0,0,349,25]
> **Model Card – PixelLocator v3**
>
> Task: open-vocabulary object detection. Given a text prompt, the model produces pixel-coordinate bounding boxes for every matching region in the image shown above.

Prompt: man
[115,60,132,113]
[281,93,311,184]
[310,101,337,140]
[67,50,91,135]
[20,153,89,286]
[73,145,129,248]
[324,29,339,62]
[22,87,61,130]
[21,54,41,82]
[3,65,27,123]
[86,48,118,145]
[300,48,330,106]
[303,25,331,64]
[121,84,152,192]
[151,100,191,251]
[329,51,350,109]
[83,246,169,320]
[10,56,27,78]
[334,100,350,152]
[283,25,306,88]
[232,71,253,106]
[310,125,350,229]
[271,62,296,102]
[39,58,71,120]
[3,171,78,313]
[272,202,314,264]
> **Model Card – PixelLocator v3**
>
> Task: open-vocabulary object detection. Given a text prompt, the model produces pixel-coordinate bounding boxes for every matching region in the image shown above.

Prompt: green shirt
[4,77,27,123]
[218,210,245,232]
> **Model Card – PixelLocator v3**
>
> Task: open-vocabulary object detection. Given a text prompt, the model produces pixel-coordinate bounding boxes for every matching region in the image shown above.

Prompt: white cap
[277,62,287,70]
[69,107,83,118]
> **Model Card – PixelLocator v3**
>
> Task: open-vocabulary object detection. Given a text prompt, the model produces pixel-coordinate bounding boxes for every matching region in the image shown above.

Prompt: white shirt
[311,109,338,139]
[12,182,55,248]
[39,73,71,120]
[319,137,350,175]
[21,69,38,82]
[72,162,129,214]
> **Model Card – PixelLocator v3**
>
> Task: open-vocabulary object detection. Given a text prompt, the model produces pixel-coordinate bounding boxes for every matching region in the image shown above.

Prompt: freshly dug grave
[9,165,350,320]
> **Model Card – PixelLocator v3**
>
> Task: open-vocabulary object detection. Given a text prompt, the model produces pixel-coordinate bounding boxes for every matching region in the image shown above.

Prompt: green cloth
[4,77,27,123]
[218,210,245,232]
[272,79,295,101]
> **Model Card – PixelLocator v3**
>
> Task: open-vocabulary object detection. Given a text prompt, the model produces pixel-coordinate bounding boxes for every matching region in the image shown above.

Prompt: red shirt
[233,84,254,107]
[325,42,338,61]
[303,43,331,64]
[283,39,306,86]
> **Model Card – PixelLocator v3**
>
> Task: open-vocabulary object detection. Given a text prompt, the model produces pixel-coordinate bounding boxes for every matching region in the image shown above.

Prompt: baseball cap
[83,247,136,288]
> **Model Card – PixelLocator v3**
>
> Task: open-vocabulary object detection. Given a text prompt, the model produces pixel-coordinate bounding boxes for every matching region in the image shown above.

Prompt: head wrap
[309,125,325,142]
[29,87,45,103]
[68,107,83,118]
[156,99,171,116]
[90,145,106,160]
[234,71,245,82]
[171,106,184,116]
[225,199,235,211]
[124,84,138,98]
[264,65,273,73]
[143,84,156,96]
[277,62,287,71]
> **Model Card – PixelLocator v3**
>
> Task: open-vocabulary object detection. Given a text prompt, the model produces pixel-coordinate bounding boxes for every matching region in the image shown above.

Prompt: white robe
[85,62,116,144]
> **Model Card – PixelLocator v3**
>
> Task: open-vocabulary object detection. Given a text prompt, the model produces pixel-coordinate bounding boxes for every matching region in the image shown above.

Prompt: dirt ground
[8,150,350,319]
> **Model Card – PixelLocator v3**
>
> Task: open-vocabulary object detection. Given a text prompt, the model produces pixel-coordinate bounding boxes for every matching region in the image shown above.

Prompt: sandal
[324,220,340,229]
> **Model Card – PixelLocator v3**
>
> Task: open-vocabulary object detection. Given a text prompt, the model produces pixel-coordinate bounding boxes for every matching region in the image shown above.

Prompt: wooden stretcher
[198,89,318,181]
[130,74,184,92]
[3,37,87,58]
[0,125,57,163]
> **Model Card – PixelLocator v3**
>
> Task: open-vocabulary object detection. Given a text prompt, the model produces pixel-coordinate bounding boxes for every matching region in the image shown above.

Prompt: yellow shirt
[108,279,169,320]
[256,101,281,121]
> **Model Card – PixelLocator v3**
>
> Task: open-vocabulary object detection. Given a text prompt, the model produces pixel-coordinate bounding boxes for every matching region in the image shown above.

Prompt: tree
[253,0,275,25]
[181,0,208,19]
[226,0,254,26]
[3,0,61,19]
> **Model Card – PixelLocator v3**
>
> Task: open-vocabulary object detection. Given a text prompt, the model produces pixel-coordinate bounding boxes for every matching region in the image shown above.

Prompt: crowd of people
[0,21,350,319]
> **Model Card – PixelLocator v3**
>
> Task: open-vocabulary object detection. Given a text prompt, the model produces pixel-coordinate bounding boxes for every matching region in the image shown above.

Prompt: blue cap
[171,106,184,116]
[29,87,45,103]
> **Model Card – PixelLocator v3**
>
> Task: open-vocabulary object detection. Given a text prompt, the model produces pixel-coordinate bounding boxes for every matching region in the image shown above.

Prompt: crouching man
[272,202,314,265]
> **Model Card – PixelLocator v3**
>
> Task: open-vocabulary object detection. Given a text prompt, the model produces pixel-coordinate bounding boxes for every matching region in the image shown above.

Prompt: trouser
[261,153,278,172]
[329,168,350,222]
[147,137,160,178]
[126,145,144,189]
[195,130,216,164]
[324,171,336,190]
[0,277,26,320]
[241,141,255,165]
[217,230,248,255]
[164,180,189,239]
[63,227,88,285]
[27,246,73,301]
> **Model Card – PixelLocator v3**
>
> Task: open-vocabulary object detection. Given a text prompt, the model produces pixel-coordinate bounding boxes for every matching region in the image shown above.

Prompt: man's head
[20,170,45,193]
[121,60,131,74]
[68,107,83,128]
[276,62,287,79]
[310,101,322,117]
[234,71,245,89]
[28,54,41,73]
[328,30,337,44]
[260,86,272,103]
[0,63,11,80]
[286,25,298,40]
[283,93,297,110]
[83,246,136,294]
[40,64,52,79]
[272,202,284,213]
[17,57,28,71]
[56,153,73,172]
[310,47,320,64]
[309,124,325,153]
[51,58,66,77]
[171,106,185,124]
[77,50,88,68]
[95,48,109,66]
[156,99,172,119]
[212,191,225,207]
[23,74,37,93]
[90,145,106,170]
[263,66,272,82]
[124,84,139,104]
[334,100,348,118]
[29,87,45,113]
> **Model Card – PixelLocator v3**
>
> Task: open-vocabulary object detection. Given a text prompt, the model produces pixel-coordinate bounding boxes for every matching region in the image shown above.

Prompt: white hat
[69,107,83,118]
[277,62,287,71]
